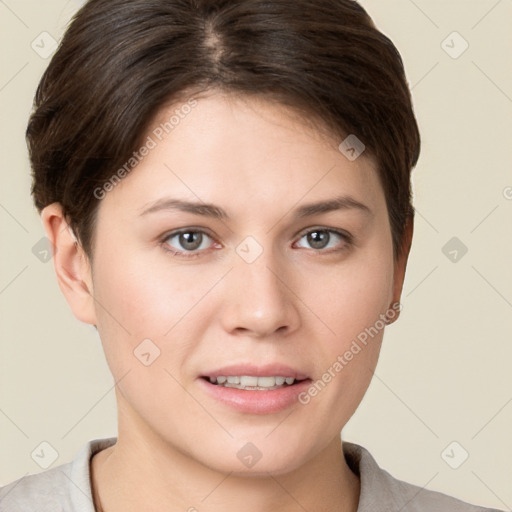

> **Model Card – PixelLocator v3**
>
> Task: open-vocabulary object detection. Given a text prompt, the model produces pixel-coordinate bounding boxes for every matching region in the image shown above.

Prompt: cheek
[91,248,220,367]
[299,242,394,411]
[312,249,394,349]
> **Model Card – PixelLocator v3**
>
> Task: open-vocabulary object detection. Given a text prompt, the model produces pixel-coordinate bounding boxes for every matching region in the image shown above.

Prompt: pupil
[180,231,202,250]
[308,230,328,249]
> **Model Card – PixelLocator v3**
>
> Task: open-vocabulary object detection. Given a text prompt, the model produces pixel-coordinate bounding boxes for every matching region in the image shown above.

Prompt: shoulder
[0,463,73,511]
[0,437,117,512]
[342,441,505,512]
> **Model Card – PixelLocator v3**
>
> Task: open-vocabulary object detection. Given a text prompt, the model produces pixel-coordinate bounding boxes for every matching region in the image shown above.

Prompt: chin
[207,451,309,477]
[160,428,311,477]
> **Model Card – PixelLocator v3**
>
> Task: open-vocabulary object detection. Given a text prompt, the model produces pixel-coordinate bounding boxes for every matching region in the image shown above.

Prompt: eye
[160,226,352,258]
[294,228,352,252]
[161,229,217,257]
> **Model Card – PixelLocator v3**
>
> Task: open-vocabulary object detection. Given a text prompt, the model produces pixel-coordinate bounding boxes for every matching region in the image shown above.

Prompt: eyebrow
[139,195,372,220]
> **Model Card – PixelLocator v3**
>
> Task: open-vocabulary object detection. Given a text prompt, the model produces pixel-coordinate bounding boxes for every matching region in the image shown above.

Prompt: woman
[0,0,504,510]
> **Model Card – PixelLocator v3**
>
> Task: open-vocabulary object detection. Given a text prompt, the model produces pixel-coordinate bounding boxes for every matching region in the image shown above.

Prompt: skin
[42,91,412,512]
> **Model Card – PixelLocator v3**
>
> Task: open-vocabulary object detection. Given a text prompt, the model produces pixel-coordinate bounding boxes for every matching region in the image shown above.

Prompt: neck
[91,404,360,512]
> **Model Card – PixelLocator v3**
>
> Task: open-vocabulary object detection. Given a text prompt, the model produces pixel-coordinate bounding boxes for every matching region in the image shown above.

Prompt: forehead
[98,93,385,221]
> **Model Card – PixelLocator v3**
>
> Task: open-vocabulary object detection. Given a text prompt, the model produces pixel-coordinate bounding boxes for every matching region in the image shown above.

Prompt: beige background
[1,0,511,509]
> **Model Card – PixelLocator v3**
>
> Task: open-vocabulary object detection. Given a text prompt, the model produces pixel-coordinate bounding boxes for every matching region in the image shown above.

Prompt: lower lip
[198,378,312,414]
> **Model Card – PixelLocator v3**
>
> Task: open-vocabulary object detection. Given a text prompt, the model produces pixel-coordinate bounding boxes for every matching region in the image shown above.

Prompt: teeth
[240,376,258,387]
[257,376,275,387]
[208,375,297,390]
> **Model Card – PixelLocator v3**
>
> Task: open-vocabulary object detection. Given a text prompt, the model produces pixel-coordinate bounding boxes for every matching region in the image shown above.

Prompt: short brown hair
[27,0,420,261]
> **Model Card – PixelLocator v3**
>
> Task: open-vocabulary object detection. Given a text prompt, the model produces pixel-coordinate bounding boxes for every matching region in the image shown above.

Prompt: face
[79,92,403,475]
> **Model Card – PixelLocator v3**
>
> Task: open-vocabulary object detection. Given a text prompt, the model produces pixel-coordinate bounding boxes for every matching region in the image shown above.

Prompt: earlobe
[388,216,414,325]
[40,203,97,325]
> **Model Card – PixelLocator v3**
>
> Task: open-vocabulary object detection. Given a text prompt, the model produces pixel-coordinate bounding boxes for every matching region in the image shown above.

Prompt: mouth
[198,364,312,414]
[201,375,308,391]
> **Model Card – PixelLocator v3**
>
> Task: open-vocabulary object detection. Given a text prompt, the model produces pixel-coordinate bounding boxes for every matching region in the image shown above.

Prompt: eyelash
[159,227,354,259]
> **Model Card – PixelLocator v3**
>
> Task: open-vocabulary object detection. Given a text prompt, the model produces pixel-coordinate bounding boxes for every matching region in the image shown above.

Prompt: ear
[40,203,97,325]
[388,216,414,325]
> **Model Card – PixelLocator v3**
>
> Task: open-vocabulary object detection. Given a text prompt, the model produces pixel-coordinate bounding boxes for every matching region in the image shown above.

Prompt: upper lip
[201,364,310,381]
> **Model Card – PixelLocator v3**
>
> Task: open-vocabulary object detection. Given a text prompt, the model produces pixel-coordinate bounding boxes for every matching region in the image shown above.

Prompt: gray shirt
[0,437,504,511]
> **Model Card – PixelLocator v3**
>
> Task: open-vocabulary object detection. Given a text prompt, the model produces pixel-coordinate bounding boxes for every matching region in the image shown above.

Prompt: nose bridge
[221,239,300,337]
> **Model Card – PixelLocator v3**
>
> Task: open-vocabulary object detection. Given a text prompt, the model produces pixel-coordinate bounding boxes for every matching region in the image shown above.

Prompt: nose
[220,248,302,339]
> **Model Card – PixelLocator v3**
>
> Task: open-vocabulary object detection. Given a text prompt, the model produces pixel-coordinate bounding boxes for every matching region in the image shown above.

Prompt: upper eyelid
[296,226,350,238]
[162,226,351,251]
[162,227,219,244]
[160,228,220,253]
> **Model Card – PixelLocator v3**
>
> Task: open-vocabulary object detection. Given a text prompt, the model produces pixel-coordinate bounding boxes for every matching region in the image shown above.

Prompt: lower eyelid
[295,229,352,247]
[163,231,215,252]
[161,228,351,257]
